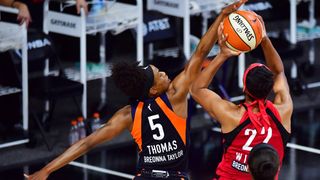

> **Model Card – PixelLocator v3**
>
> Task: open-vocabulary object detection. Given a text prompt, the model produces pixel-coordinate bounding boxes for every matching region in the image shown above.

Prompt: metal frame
[43,0,144,118]
[0,6,29,148]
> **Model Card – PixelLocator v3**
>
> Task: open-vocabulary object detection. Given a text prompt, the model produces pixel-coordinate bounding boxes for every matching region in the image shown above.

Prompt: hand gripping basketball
[222,10,263,52]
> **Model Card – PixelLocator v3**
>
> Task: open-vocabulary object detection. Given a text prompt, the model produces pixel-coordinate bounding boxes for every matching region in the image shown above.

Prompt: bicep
[170,56,204,99]
[86,106,132,147]
[273,73,292,107]
[191,88,233,120]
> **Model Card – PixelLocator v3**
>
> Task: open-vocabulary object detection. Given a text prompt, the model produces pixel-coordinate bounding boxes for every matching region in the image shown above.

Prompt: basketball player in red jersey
[25,1,247,180]
[190,15,292,180]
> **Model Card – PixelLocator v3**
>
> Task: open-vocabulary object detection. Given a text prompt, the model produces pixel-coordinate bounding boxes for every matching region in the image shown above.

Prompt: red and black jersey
[216,101,290,180]
[130,93,190,172]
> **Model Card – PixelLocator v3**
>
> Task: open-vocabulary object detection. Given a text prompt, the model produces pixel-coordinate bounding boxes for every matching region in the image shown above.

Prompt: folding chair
[9,29,83,150]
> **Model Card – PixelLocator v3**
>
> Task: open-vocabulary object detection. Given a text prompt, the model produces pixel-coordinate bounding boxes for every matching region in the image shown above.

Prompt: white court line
[211,127,320,155]
[287,143,320,155]
[69,161,134,179]
[229,95,245,102]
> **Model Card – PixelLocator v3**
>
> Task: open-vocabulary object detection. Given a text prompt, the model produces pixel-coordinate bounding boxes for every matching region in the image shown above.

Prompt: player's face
[150,65,171,95]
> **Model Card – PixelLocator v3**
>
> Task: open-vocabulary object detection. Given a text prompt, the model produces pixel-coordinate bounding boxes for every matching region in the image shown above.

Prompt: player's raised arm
[190,24,240,131]
[169,0,247,101]
[25,106,132,180]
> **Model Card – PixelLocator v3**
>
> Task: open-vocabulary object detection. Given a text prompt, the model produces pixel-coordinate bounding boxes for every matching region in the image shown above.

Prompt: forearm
[42,137,92,174]
[195,13,226,58]
[261,37,284,74]
[191,53,228,92]
[185,13,227,82]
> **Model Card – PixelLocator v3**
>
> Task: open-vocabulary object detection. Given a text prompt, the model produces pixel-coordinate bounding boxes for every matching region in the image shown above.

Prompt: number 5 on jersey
[148,114,164,140]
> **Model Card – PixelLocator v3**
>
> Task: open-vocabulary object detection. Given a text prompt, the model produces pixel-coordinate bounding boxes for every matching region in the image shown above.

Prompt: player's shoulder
[116,105,132,116]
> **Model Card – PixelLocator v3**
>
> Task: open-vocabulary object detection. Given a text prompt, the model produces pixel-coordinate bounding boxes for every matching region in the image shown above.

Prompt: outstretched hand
[218,23,241,58]
[222,0,248,16]
[24,170,49,180]
[251,11,267,41]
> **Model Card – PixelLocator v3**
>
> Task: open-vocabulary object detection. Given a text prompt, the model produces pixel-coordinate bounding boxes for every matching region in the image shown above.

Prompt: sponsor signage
[143,12,175,43]
[147,0,187,18]
[47,11,82,37]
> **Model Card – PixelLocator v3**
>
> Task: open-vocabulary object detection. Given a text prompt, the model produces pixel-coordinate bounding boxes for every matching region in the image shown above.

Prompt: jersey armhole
[239,104,248,124]
[130,101,139,121]
[223,119,250,152]
[161,93,173,110]
[266,101,282,122]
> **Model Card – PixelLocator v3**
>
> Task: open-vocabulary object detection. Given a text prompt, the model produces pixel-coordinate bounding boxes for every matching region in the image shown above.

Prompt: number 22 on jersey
[242,127,272,151]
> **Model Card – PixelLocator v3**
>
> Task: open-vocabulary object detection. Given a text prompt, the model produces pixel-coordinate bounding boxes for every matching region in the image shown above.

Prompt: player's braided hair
[246,66,274,99]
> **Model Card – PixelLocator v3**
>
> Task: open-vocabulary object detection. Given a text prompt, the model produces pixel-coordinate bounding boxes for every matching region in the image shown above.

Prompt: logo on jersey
[148,104,153,112]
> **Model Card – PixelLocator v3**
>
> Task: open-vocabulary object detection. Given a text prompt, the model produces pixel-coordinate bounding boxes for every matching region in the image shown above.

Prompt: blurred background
[0,0,320,179]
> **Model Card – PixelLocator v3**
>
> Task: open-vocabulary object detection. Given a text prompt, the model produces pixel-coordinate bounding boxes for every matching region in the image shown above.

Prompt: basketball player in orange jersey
[190,15,292,180]
[24,1,247,180]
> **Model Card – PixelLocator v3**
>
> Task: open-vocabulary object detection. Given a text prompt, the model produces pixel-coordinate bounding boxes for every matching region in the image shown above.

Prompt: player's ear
[149,86,158,97]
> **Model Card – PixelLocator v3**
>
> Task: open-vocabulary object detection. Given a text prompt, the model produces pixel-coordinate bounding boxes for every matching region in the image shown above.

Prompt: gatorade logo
[50,19,76,29]
[154,0,179,8]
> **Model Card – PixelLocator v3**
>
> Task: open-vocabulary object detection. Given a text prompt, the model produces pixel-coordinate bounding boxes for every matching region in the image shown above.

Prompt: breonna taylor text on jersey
[130,93,189,172]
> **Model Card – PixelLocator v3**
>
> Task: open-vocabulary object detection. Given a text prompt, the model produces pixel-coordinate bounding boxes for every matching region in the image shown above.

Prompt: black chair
[9,29,83,150]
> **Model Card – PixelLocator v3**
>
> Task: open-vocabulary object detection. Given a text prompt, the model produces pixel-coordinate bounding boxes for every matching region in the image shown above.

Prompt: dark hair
[248,143,280,180]
[111,61,148,100]
[246,66,274,99]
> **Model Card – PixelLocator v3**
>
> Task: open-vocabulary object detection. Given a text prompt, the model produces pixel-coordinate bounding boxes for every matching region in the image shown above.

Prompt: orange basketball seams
[223,10,263,52]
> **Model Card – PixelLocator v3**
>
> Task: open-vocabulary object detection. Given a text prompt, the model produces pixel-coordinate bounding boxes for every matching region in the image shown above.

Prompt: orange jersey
[130,93,190,172]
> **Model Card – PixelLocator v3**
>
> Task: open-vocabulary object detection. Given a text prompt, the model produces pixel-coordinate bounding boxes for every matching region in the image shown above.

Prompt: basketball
[222,10,263,52]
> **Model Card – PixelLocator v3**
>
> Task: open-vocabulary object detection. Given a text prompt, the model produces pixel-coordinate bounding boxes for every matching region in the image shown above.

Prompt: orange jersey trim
[131,102,143,152]
[155,97,187,145]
